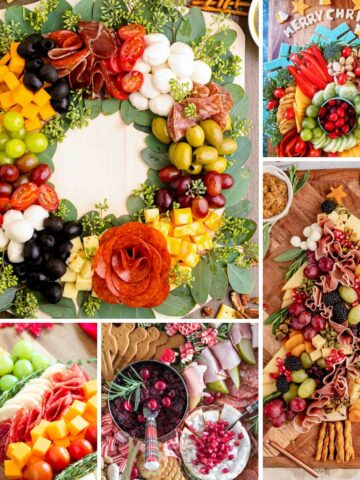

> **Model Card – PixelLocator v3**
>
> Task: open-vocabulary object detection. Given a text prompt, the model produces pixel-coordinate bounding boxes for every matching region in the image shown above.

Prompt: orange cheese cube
[47,419,68,440]
[7,442,31,469]
[39,103,56,120]
[64,400,87,420]
[32,437,51,458]
[3,71,19,90]
[25,117,42,132]
[83,380,97,399]
[68,416,89,436]
[31,420,50,443]
[0,91,15,110]
[86,394,97,417]
[171,208,193,226]
[0,54,10,66]
[33,89,51,107]
[13,84,33,107]
[21,103,39,120]
[54,437,71,448]
[0,65,9,80]
[4,459,22,479]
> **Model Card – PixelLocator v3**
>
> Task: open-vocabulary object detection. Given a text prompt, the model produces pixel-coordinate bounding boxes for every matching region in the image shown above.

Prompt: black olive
[17,34,43,58]
[24,241,42,262]
[51,96,70,113]
[44,215,64,233]
[25,57,44,72]
[63,221,82,239]
[48,80,70,100]
[39,232,56,250]
[12,262,27,282]
[41,281,62,304]
[36,38,56,55]
[46,258,66,280]
[27,271,48,291]
[23,72,44,92]
[39,64,59,84]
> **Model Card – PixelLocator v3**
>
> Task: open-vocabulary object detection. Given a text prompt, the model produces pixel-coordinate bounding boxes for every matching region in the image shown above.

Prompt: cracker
[154,334,186,359]
[147,331,169,359]
[118,327,148,368]
[134,327,161,361]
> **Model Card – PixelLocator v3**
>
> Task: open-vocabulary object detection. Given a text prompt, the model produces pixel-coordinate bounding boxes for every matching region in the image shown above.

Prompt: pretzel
[335,421,345,463]
[328,423,335,461]
[315,422,327,461]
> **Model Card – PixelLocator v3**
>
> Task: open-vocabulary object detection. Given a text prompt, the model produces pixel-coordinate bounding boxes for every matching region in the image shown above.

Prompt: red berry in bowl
[311,314,326,332]
[140,368,151,380]
[303,325,317,341]
[162,397,172,408]
[264,399,284,419]
[154,380,166,392]
[290,397,307,413]
[304,263,321,279]
[147,398,159,411]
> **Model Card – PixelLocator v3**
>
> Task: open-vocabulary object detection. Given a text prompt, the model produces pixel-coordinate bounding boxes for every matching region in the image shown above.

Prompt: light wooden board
[263,168,360,469]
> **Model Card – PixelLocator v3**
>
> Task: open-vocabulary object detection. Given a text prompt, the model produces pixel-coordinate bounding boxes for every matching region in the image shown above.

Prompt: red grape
[220,173,234,189]
[155,188,174,212]
[0,182,12,197]
[192,197,209,219]
[30,164,52,186]
[0,165,19,182]
[204,171,222,197]
[207,193,226,208]
[159,166,181,184]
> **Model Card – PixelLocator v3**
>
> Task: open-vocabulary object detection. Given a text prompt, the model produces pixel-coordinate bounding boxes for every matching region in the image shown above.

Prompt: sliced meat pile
[93,223,171,307]
[167,82,234,142]
[47,21,117,96]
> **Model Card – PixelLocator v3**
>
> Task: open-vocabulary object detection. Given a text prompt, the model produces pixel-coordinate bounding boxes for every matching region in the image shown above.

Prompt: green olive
[186,125,205,148]
[173,142,192,170]
[193,146,218,165]
[187,162,202,174]
[203,156,227,173]
[224,116,232,131]
[218,138,238,155]
[168,143,177,164]
[200,119,224,148]
[152,118,171,144]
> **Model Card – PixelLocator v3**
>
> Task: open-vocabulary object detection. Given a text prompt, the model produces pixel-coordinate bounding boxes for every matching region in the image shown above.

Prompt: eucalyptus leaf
[141,148,169,170]
[223,168,251,207]
[39,297,76,318]
[209,263,228,300]
[74,0,94,20]
[175,7,206,45]
[5,7,35,34]
[126,195,145,214]
[58,199,78,221]
[85,99,102,119]
[0,287,17,312]
[227,264,254,294]
[41,0,72,33]
[225,200,253,218]
[145,134,168,153]
[154,286,195,316]
[121,100,138,125]
[274,248,302,262]
[190,258,212,304]
[102,99,121,115]
[134,110,156,127]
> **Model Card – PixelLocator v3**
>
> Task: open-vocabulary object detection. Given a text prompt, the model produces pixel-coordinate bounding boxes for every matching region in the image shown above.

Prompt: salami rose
[93,223,171,308]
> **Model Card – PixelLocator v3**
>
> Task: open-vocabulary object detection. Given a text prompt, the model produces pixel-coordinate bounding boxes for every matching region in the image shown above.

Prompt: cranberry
[290,397,307,413]
[123,400,133,412]
[154,380,167,392]
[162,397,172,408]
[318,256,334,272]
[304,263,321,279]
[140,368,151,380]
[303,325,317,341]
[311,314,326,332]
[147,398,159,411]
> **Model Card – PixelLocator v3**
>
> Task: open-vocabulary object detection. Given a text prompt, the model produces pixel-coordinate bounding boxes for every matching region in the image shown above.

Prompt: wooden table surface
[0,323,97,377]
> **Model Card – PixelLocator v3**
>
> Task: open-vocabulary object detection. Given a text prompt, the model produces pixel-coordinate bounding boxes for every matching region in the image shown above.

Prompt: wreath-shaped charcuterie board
[0,0,257,319]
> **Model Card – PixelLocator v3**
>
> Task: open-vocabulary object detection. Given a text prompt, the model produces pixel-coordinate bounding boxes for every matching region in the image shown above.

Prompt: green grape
[31,352,50,370]
[9,127,26,140]
[0,132,10,151]
[0,152,14,165]
[13,359,34,379]
[0,354,14,376]
[5,139,26,159]
[12,339,34,359]
[3,112,24,132]
[0,374,18,391]
[25,132,48,154]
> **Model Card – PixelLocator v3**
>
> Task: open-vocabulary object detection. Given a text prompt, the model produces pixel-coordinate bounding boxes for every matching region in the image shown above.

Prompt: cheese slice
[282,263,307,291]
[263,347,287,374]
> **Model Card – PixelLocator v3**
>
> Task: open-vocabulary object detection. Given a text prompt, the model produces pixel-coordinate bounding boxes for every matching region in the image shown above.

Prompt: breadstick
[321,429,329,462]
[344,420,353,462]
[328,423,335,461]
[315,422,327,461]
[335,422,345,463]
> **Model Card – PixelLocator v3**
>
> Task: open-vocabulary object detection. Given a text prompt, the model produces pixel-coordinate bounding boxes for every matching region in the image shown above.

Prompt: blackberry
[276,374,290,393]
[323,291,341,306]
[321,200,337,214]
[284,356,302,371]
[332,302,348,323]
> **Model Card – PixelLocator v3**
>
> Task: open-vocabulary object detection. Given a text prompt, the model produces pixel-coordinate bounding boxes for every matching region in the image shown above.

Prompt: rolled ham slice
[211,341,241,371]
[197,347,227,383]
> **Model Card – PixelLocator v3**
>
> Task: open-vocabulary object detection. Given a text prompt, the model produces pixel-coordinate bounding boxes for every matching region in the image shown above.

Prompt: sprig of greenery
[13,289,38,318]
[0,22,24,55]
[286,165,310,193]
[0,258,18,296]
[54,199,70,220]
[105,367,145,410]
[169,262,194,288]
[27,0,59,31]
[82,294,101,317]
[82,199,111,236]
[228,118,253,139]
[63,9,81,32]
[169,78,192,103]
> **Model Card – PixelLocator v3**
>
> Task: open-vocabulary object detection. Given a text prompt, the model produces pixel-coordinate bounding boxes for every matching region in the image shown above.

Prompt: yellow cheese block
[68,415,89,436]
[32,436,51,458]
[47,419,68,440]
[83,380,97,399]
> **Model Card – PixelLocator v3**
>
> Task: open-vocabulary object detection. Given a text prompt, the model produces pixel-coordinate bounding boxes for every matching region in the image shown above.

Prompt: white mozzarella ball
[300,241,308,250]
[129,92,149,111]
[307,240,318,251]
[151,62,169,74]
[6,219,34,243]
[7,240,24,263]
[132,58,151,74]
[140,74,161,99]
[149,94,175,117]
[303,226,312,238]
[170,42,195,60]
[310,231,321,242]
[143,43,170,67]
[24,205,49,231]
[145,33,170,47]
[3,210,23,230]
[152,68,176,94]
[168,53,194,78]
[0,229,9,249]
[290,236,301,247]
[191,60,212,85]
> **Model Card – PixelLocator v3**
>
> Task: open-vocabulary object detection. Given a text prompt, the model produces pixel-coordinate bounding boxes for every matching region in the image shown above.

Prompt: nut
[230,291,245,312]
[244,308,259,319]
[201,306,215,318]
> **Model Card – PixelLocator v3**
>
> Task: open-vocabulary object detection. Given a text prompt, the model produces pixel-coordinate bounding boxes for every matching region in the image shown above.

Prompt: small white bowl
[263,165,294,223]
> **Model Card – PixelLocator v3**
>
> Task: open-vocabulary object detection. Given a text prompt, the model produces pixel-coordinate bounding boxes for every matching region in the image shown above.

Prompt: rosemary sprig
[105,367,145,410]
[264,306,289,334]
[285,250,307,281]
[54,453,97,480]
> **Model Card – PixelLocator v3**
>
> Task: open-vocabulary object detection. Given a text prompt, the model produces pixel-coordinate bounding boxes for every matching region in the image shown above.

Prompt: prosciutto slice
[197,347,226,384]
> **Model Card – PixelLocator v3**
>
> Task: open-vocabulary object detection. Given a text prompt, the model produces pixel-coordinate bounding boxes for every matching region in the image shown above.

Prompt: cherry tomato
[284,107,295,120]
[0,164,19,182]
[273,88,285,99]
[11,182,39,210]
[68,439,93,461]
[108,76,129,101]
[85,423,97,448]
[30,164,52,185]
[267,99,278,110]
[118,24,146,41]
[308,147,321,157]
[337,73,347,85]
[120,36,145,63]
[0,197,10,212]
[342,46,352,58]
[27,461,53,480]
[45,446,70,472]
[122,71,144,93]
[37,184,59,211]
